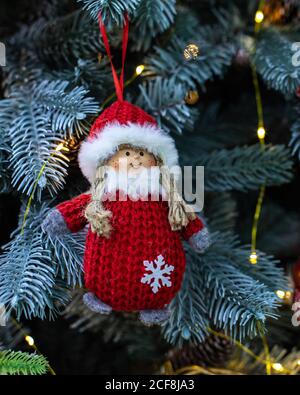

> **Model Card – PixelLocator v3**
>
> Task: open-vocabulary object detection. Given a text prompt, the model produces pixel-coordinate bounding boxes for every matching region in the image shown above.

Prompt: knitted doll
[42,15,210,326]
[42,100,210,325]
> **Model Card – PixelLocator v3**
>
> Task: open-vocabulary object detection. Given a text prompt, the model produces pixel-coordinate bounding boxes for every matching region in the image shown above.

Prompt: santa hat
[78,12,179,183]
[78,100,179,182]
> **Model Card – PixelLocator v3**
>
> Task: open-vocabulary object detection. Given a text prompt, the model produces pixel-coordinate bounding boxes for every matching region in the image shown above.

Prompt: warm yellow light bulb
[272,363,284,372]
[136,65,145,76]
[249,251,258,264]
[25,335,35,347]
[276,290,285,299]
[297,359,300,366]
[257,126,266,140]
[255,10,264,24]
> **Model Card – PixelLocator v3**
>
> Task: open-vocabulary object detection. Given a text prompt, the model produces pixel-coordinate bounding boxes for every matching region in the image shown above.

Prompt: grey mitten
[41,209,70,238]
[189,227,211,253]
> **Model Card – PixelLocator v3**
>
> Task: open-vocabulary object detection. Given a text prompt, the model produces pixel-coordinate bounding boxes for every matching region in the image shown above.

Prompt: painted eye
[139,151,144,156]
[125,151,130,156]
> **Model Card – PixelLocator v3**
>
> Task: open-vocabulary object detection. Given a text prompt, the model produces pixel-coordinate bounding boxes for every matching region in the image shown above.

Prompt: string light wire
[206,327,293,375]
[249,0,266,264]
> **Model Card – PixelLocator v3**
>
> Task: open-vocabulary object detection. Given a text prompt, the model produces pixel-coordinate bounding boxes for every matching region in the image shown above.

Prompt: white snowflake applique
[140,254,174,294]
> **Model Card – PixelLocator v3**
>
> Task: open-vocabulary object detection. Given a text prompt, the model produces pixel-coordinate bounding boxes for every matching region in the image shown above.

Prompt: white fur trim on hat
[78,122,179,183]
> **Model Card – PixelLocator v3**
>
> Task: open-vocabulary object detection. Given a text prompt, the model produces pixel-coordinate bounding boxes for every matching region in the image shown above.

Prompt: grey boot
[139,308,171,326]
[42,208,70,238]
[83,292,112,315]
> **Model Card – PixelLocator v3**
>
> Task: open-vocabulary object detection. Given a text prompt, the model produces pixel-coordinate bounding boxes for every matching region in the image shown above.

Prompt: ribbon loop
[98,13,129,102]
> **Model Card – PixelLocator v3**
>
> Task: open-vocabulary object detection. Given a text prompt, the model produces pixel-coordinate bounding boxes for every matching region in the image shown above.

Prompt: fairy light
[272,363,284,372]
[257,126,266,140]
[25,335,35,347]
[276,290,286,299]
[135,64,145,76]
[297,360,300,366]
[249,251,258,265]
[255,10,265,24]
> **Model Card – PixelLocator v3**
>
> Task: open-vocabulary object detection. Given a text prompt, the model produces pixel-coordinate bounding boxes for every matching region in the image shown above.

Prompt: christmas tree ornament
[185,90,199,105]
[42,12,210,326]
[296,86,300,98]
[183,43,200,60]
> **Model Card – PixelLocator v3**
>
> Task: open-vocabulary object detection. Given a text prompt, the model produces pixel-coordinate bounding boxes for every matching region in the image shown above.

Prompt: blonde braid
[160,163,196,231]
[85,165,112,238]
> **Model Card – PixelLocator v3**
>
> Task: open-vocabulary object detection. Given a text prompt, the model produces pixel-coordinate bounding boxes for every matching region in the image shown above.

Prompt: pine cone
[167,334,234,370]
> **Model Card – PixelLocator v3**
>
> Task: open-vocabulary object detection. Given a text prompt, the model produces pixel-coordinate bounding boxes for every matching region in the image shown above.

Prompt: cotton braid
[85,165,112,238]
[159,162,196,231]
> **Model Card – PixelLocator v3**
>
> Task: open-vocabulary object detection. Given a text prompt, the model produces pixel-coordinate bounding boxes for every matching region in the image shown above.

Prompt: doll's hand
[41,209,70,238]
[189,227,210,253]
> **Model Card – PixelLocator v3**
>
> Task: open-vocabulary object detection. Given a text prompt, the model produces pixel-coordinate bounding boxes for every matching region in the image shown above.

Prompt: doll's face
[107,147,157,173]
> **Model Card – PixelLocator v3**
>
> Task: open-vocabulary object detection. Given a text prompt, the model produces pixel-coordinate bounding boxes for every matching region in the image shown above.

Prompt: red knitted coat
[56,193,204,311]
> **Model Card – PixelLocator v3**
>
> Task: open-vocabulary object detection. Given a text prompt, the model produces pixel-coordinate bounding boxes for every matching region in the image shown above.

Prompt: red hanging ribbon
[98,12,129,102]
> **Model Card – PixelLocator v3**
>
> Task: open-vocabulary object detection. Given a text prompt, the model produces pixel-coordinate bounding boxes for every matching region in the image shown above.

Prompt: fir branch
[163,231,287,346]
[209,233,288,293]
[0,350,49,375]
[254,28,300,96]
[8,93,68,199]
[136,77,198,134]
[289,105,300,161]
[10,12,103,66]
[49,59,113,97]
[131,0,176,51]
[200,144,293,192]
[33,80,99,137]
[173,8,200,43]
[46,228,86,287]
[0,203,66,320]
[0,128,12,193]
[1,80,98,199]
[206,192,238,232]
[162,254,210,346]
[197,232,284,341]
[78,0,141,25]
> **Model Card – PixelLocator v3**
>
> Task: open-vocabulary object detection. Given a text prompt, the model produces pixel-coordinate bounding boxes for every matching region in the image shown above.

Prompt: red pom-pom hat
[78,100,179,183]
